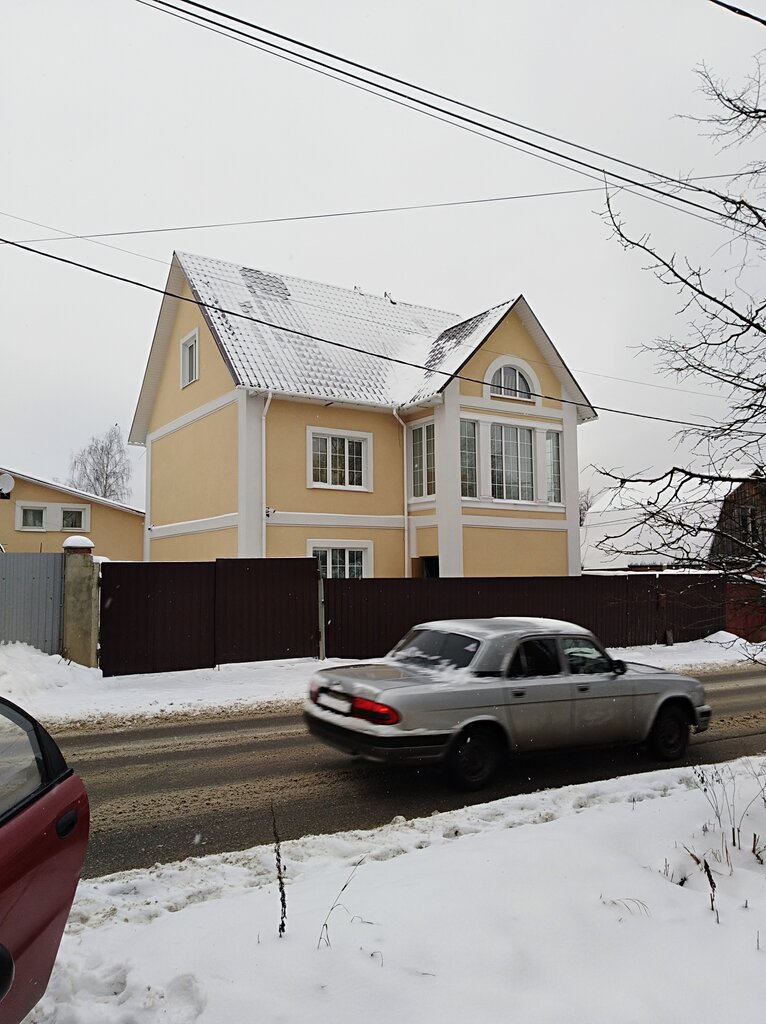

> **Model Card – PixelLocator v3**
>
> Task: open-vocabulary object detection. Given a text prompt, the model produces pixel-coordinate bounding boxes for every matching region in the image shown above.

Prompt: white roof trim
[0,467,144,515]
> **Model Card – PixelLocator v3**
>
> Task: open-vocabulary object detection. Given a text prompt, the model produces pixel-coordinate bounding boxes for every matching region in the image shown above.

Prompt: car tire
[448,727,503,791]
[649,704,689,761]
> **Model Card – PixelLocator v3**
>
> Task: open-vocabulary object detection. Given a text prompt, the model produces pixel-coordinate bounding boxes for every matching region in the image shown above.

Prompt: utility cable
[708,0,766,27]
[3,232,761,435]
[136,0,766,232]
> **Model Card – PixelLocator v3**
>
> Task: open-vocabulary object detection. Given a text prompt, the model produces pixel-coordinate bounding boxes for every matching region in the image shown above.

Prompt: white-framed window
[490,365,532,401]
[411,422,435,498]
[460,420,477,498]
[308,428,371,490]
[546,430,562,504]
[61,506,89,531]
[490,424,534,501]
[308,540,372,578]
[20,506,44,530]
[180,330,199,388]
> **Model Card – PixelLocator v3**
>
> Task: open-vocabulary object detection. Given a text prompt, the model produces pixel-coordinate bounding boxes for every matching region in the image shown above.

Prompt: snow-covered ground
[5,631,765,1021]
[29,758,766,1022]
[0,630,762,728]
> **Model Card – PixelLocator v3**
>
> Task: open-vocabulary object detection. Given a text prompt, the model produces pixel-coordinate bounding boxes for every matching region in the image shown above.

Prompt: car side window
[507,638,561,678]
[561,637,613,675]
[0,705,43,819]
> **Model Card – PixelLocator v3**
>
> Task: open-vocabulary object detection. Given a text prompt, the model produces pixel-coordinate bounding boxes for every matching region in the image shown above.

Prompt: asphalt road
[54,665,766,878]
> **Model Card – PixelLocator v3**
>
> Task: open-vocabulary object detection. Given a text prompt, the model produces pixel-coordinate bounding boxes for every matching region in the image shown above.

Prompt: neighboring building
[0,468,144,560]
[130,252,597,577]
[580,478,765,572]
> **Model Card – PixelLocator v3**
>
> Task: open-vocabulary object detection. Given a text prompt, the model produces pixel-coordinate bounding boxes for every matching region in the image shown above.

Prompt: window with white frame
[20,507,44,530]
[490,424,534,501]
[546,430,562,504]
[490,365,532,400]
[313,546,365,579]
[460,420,477,498]
[180,331,199,388]
[411,422,435,497]
[61,508,85,530]
[311,432,367,488]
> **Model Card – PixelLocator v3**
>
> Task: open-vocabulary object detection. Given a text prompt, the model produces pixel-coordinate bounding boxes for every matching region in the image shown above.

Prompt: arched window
[490,365,532,400]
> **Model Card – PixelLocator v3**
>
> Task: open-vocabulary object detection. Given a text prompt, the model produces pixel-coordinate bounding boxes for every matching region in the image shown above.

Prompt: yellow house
[0,468,144,559]
[130,252,597,577]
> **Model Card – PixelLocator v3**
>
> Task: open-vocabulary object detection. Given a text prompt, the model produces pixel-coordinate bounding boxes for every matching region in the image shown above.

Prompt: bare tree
[69,425,132,503]
[579,488,595,526]
[598,51,766,590]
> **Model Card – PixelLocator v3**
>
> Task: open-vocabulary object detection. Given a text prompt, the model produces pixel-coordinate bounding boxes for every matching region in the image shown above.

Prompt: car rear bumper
[693,704,712,733]
[303,711,451,765]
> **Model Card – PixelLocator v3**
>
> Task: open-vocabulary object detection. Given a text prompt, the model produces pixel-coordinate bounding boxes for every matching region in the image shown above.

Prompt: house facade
[0,468,144,559]
[130,252,596,577]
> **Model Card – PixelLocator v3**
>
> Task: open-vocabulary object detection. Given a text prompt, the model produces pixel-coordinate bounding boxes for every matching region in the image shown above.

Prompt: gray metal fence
[0,553,65,654]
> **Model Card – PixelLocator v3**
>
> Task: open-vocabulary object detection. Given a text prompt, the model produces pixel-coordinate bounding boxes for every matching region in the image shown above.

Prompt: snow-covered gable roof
[0,467,144,515]
[130,252,597,443]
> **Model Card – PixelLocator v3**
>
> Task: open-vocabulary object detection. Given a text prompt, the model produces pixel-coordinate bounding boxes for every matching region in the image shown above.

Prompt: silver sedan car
[303,617,712,790]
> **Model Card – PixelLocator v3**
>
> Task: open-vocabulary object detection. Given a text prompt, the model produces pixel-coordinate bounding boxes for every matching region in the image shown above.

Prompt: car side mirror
[611,659,627,675]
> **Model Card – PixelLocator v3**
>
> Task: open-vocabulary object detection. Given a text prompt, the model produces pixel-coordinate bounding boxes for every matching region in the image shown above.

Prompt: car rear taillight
[350,696,401,725]
[309,682,320,703]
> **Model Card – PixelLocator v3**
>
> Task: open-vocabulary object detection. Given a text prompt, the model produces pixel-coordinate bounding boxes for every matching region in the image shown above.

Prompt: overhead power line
[135,0,766,234]
[2,232,760,435]
[708,0,766,26]
[4,173,743,247]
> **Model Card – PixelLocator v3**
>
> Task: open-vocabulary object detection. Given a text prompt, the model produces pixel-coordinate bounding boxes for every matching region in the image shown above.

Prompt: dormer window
[490,365,532,400]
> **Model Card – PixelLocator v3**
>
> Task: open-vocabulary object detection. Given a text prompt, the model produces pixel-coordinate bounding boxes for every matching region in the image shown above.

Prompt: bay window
[490,424,534,501]
[411,423,435,497]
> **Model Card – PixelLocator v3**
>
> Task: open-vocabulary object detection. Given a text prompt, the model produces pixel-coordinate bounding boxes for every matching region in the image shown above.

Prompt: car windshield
[390,629,481,670]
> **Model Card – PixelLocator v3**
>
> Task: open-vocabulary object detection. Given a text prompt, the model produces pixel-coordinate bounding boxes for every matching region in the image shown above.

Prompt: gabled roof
[130,251,597,444]
[0,467,144,515]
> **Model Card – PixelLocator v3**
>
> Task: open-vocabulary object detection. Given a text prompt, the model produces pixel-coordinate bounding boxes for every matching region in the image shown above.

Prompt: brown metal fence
[100,558,319,677]
[323,574,727,659]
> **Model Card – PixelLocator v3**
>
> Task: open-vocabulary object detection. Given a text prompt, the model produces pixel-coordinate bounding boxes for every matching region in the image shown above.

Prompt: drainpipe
[393,408,410,578]
[261,391,273,557]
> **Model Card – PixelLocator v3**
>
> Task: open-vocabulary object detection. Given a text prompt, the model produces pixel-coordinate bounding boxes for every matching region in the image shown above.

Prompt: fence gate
[0,553,65,655]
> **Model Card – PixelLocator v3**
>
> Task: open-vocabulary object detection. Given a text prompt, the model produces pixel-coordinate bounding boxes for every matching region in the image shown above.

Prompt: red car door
[0,698,89,1024]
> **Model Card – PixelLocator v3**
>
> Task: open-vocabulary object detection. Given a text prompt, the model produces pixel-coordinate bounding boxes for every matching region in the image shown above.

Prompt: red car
[0,697,89,1024]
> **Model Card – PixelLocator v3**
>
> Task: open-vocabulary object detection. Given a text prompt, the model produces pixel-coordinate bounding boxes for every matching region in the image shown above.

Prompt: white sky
[2,0,763,507]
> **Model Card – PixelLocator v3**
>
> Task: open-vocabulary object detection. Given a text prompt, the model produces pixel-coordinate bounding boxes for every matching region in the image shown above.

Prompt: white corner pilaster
[143,440,152,562]
[563,399,581,576]
[434,380,464,577]
[237,390,265,557]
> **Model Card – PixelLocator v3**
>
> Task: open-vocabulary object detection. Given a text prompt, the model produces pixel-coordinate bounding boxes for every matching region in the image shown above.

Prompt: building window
[411,423,435,497]
[311,433,366,488]
[460,420,477,498]
[180,331,199,388]
[739,506,759,545]
[490,365,532,400]
[546,431,562,503]
[490,424,534,501]
[313,547,365,579]
[21,508,44,530]
[62,509,84,530]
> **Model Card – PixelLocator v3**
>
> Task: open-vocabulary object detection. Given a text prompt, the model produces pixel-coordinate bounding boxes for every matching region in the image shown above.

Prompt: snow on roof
[414,617,591,637]
[130,253,598,444]
[0,467,144,515]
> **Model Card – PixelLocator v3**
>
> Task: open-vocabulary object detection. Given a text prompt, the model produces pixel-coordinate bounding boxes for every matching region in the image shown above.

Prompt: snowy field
[0,630,762,728]
[29,758,766,1023]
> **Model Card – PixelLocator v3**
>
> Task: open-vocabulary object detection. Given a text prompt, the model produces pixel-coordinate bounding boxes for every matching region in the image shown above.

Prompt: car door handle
[577,684,590,693]
[56,809,78,838]
[512,689,526,698]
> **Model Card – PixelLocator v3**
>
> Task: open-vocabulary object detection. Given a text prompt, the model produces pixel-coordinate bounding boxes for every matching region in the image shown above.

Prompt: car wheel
[649,704,689,761]
[448,727,503,791]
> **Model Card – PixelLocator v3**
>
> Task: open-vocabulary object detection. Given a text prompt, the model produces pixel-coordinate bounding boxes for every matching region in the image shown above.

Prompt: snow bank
[30,759,766,1022]
[0,631,762,727]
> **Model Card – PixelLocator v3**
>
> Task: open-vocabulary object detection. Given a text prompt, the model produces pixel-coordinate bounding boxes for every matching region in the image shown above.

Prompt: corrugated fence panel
[323,574,727,658]
[100,561,215,677]
[0,553,64,654]
[214,558,319,663]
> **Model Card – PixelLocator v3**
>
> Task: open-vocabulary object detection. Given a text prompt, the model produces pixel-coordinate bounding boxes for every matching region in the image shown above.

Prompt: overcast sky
[2,0,763,507]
